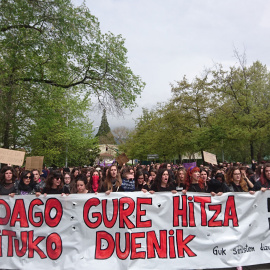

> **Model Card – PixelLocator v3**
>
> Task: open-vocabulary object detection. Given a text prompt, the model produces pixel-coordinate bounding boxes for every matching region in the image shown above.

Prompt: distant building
[96,144,119,166]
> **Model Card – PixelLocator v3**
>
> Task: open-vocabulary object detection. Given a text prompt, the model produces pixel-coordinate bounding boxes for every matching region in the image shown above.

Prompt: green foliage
[0,0,144,165]
[121,58,270,163]
[211,60,270,161]
[121,76,215,162]
[27,85,100,167]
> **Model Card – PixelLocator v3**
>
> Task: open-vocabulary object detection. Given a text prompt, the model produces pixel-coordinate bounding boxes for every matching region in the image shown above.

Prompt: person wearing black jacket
[226,167,249,192]
[166,163,175,182]
[17,170,40,195]
[174,167,186,191]
[208,173,230,195]
[253,164,270,191]
[150,168,176,193]
[185,166,206,193]
[135,170,149,191]
[42,170,70,195]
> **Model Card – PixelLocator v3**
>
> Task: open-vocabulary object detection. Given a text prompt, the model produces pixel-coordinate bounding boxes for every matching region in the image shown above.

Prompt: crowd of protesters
[1,161,268,270]
[0,160,270,197]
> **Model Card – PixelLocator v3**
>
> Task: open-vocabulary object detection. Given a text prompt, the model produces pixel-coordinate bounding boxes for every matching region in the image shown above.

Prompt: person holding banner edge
[174,166,186,191]
[184,166,206,193]
[149,168,177,193]
[16,170,41,196]
[42,170,70,195]
[76,174,91,194]
[135,169,149,191]
[253,163,270,191]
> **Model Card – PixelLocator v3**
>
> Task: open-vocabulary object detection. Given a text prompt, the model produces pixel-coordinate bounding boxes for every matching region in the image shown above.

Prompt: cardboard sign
[25,156,44,172]
[116,153,129,166]
[203,151,217,165]
[0,148,25,166]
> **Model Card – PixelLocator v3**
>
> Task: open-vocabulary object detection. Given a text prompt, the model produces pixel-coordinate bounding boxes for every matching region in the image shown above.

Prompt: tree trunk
[3,121,10,149]
[178,153,182,164]
[201,149,205,165]
[256,142,264,163]
[250,141,254,161]
[2,86,13,149]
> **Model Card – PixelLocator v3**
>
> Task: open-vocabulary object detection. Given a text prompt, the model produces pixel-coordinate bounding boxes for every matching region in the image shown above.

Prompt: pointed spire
[96,109,115,144]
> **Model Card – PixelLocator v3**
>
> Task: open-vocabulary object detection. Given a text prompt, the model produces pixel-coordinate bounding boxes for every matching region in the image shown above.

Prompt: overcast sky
[74,0,270,131]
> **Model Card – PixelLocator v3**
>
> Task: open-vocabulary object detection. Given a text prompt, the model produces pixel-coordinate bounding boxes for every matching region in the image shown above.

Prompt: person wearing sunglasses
[42,171,70,195]
[17,170,40,196]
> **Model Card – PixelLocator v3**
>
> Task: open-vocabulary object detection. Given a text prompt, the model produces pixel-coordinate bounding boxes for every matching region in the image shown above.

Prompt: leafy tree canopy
[120,55,270,163]
[0,0,144,166]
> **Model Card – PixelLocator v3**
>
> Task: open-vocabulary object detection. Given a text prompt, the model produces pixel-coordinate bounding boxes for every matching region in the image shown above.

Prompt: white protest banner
[0,192,270,270]
[0,148,25,166]
[203,151,218,165]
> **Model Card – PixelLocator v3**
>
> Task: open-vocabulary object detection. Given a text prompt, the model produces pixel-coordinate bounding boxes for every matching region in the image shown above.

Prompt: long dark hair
[0,166,16,185]
[71,167,80,181]
[102,165,122,191]
[75,174,89,193]
[89,169,99,187]
[18,170,35,192]
[135,169,144,189]
[259,163,270,186]
[152,168,171,191]
[45,170,64,190]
